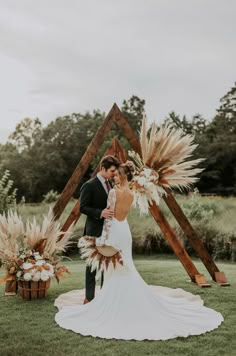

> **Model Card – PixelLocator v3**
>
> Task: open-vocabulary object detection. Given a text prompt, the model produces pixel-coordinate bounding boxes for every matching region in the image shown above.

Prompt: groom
[80,155,120,303]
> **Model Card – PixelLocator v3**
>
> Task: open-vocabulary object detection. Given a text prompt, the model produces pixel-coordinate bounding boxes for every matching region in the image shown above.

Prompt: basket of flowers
[0,209,74,300]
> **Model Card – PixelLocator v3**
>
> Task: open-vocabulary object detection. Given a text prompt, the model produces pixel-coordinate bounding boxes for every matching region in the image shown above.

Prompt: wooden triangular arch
[53,103,229,287]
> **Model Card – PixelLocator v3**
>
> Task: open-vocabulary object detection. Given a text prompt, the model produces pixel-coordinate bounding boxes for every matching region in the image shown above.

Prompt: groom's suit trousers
[80,177,108,301]
[85,266,104,301]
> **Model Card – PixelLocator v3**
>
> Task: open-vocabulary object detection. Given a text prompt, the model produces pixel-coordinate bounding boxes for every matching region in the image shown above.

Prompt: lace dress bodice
[96,189,116,247]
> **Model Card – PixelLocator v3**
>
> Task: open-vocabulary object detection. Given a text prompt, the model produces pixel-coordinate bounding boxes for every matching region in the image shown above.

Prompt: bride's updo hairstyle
[118,160,135,182]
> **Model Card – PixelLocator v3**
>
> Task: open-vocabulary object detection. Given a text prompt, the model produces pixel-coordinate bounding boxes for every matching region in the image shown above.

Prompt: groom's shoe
[83,298,89,304]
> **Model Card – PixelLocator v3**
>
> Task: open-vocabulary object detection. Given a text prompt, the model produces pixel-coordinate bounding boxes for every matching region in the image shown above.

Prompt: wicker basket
[18,280,50,300]
[5,279,17,296]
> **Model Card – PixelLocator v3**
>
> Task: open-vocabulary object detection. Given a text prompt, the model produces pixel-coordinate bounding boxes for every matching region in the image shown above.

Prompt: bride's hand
[101,208,114,219]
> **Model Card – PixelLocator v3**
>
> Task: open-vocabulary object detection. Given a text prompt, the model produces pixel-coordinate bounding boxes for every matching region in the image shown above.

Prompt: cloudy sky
[0,0,235,143]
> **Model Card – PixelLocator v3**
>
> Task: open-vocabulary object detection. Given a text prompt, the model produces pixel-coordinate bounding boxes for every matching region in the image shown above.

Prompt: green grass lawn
[0,257,235,356]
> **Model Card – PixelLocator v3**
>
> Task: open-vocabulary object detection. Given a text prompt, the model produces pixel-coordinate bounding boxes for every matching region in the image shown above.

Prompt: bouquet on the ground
[0,209,74,285]
[129,116,204,214]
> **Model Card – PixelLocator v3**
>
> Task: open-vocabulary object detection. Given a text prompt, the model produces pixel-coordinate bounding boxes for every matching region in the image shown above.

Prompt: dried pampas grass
[129,115,204,191]
[0,208,74,263]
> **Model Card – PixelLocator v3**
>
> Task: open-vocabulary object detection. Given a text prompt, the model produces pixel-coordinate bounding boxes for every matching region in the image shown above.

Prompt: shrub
[42,190,60,203]
[0,170,17,214]
[180,196,219,221]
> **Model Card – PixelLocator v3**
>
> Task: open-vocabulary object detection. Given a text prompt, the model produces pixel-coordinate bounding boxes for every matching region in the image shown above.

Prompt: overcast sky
[0,0,235,143]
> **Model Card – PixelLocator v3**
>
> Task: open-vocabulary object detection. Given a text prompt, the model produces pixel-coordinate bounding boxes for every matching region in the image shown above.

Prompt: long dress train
[55,214,223,340]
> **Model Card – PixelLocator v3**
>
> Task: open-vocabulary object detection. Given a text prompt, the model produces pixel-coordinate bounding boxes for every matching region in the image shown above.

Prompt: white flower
[40,271,50,281]
[143,168,152,177]
[45,263,54,277]
[19,254,26,259]
[35,260,46,266]
[22,262,33,270]
[35,255,41,261]
[34,252,42,260]
[137,177,146,186]
[16,271,22,278]
[32,271,41,282]
[23,272,32,281]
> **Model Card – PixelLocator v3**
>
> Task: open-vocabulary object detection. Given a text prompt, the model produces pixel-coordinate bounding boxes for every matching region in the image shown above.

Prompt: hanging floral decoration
[129,116,204,214]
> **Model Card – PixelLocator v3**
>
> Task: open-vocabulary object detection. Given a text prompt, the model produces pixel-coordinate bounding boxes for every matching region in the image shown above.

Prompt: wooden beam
[61,137,125,232]
[214,272,230,286]
[62,134,200,285]
[113,104,142,155]
[61,199,81,233]
[194,274,211,288]
[149,201,200,282]
[104,107,202,282]
[163,190,221,281]
[112,136,129,163]
[53,104,117,220]
[56,103,140,222]
[111,108,215,284]
[55,103,225,286]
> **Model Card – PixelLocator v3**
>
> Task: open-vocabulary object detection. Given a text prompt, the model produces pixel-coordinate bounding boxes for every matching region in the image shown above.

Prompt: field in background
[17,195,236,260]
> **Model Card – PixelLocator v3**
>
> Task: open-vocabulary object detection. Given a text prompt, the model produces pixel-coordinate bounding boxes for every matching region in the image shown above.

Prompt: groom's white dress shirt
[97,174,110,194]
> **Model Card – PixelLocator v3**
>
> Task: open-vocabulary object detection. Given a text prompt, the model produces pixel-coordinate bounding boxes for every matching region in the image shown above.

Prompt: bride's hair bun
[120,160,135,181]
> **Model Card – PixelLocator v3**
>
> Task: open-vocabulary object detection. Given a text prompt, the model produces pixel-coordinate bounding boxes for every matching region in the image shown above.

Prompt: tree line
[0,86,235,203]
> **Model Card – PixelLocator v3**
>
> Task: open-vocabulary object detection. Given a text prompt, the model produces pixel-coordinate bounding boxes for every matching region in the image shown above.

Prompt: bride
[55,162,223,341]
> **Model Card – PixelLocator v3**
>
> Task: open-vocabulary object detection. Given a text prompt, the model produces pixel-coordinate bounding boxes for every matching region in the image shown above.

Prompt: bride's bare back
[113,188,133,221]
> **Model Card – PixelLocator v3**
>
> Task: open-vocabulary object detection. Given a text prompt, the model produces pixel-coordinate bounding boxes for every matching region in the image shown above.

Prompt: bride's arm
[96,189,116,245]
[107,189,116,211]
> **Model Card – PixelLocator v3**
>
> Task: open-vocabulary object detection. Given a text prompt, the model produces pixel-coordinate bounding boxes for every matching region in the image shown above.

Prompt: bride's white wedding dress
[55,191,223,341]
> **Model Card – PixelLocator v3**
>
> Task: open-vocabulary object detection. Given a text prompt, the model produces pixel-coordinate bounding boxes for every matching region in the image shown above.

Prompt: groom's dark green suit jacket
[80,177,108,237]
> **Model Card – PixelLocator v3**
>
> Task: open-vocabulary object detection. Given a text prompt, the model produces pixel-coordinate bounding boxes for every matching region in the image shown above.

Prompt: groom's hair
[100,155,120,170]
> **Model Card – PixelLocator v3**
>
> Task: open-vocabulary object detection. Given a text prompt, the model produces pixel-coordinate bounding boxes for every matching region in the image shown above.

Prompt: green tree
[217,82,236,134]
[8,118,42,151]
[164,111,207,137]
[121,95,145,135]
[195,83,236,195]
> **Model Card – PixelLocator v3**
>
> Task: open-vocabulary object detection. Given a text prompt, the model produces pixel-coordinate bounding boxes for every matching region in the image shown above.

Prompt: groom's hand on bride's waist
[101,208,114,219]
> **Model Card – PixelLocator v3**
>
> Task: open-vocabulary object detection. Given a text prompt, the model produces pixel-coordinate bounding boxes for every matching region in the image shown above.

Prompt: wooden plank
[31,281,39,299]
[59,103,139,226]
[53,104,117,219]
[163,190,229,283]
[214,272,230,286]
[148,201,200,282]
[91,137,121,176]
[55,103,222,286]
[61,199,81,233]
[195,274,211,288]
[112,137,129,163]
[39,281,46,298]
[4,279,17,296]
[61,137,123,232]
[113,104,142,155]
[23,281,30,300]
[112,108,215,284]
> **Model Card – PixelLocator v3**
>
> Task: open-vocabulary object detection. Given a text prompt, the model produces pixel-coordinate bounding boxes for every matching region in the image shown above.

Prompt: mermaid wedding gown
[55,190,223,341]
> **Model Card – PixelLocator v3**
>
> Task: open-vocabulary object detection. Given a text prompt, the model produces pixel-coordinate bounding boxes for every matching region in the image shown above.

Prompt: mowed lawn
[0,257,235,356]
